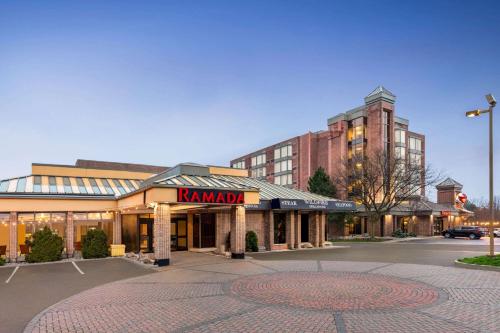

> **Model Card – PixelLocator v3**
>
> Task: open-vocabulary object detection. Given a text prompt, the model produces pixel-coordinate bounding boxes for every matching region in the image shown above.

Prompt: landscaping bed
[458,255,500,267]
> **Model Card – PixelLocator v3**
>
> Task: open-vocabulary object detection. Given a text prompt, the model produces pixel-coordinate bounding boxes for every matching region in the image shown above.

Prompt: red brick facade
[231,87,426,198]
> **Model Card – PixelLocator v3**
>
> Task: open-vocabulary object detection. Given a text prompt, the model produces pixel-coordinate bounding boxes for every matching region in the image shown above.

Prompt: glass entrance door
[171,219,187,251]
[138,218,153,253]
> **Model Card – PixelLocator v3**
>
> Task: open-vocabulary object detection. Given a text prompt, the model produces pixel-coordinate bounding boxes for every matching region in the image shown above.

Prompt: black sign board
[270,198,356,212]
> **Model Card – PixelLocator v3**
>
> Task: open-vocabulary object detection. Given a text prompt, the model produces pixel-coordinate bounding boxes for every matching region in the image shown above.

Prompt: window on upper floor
[250,167,266,178]
[33,176,42,193]
[274,145,292,160]
[409,137,422,151]
[232,160,245,169]
[395,146,406,160]
[251,153,266,167]
[274,173,293,186]
[274,159,292,174]
[395,129,406,144]
[49,176,57,193]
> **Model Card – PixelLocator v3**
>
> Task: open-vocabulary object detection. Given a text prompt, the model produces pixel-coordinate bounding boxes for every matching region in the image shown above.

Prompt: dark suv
[442,226,484,240]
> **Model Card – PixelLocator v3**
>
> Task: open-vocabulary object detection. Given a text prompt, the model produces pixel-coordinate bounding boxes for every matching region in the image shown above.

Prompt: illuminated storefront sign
[177,188,245,204]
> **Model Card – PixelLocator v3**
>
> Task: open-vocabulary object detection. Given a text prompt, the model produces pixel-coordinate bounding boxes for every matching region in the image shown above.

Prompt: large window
[0,214,10,257]
[395,146,406,160]
[395,129,406,144]
[274,145,292,160]
[251,153,266,167]
[232,160,245,169]
[274,159,292,173]
[73,212,114,247]
[273,213,287,244]
[17,213,66,248]
[348,117,365,141]
[274,173,293,186]
[251,167,266,178]
[409,137,422,151]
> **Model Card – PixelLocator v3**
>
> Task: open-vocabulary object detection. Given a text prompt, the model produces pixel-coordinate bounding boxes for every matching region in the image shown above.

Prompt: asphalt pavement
[251,237,500,266]
[0,258,151,333]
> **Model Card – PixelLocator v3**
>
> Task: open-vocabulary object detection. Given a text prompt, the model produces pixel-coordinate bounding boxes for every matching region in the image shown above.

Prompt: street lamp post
[466,94,496,256]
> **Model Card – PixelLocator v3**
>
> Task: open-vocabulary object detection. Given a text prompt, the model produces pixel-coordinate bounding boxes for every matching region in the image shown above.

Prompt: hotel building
[231,87,471,237]
[0,160,355,265]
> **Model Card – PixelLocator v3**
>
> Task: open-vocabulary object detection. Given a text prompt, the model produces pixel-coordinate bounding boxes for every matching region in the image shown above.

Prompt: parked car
[442,226,484,240]
[494,228,500,238]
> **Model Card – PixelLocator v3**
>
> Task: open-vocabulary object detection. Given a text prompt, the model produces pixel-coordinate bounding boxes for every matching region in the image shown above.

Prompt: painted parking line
[72,261,85,275]
[5,266,19,283]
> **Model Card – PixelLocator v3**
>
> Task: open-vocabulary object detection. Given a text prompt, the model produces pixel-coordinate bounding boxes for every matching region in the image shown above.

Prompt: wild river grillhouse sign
[270,198,356,212]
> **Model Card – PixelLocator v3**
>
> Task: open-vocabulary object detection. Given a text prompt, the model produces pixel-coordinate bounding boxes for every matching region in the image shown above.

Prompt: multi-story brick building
[231,86,426,196]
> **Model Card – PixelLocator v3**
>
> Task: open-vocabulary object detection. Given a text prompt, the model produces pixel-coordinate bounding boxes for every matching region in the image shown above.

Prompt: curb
[454,260,500,272]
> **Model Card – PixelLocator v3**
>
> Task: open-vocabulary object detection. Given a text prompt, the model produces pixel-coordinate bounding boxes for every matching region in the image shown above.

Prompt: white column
[113,211,122,244]
[66,212,74,257]
[231,205,246,259]
[9,212,17,262]
[319,212,326,247]
[154,203,171,266]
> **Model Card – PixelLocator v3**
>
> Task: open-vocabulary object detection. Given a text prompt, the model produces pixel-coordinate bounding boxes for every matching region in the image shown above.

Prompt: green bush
[82,229,108,259]
[245,231,258,252]
[26,227,64,263]
[0,257,5,266]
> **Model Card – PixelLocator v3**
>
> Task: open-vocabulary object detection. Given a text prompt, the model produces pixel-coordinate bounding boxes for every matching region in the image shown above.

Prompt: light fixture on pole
[465,93,496,256]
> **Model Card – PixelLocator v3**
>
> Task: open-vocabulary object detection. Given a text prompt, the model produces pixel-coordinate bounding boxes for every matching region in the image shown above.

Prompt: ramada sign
[177,188,245,205]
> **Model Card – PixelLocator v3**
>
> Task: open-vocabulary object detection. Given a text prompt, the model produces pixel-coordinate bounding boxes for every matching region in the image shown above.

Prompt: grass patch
[329,238,388,242]
[459,255,500,267]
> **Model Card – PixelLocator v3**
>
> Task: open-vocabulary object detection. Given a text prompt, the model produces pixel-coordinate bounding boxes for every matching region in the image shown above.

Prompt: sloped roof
[436,177,463,189]
[0,175,141,198]
[74,159,168,174]
[152,174,256,191]
[364,85,396,104]
[212,175,338,201]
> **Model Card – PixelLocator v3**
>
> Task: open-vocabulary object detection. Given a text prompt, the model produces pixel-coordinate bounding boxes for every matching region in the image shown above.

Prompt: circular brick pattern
[230,271,440,311]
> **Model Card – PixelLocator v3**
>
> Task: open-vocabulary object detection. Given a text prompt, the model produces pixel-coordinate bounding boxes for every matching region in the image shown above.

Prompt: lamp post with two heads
[466,94,496,256]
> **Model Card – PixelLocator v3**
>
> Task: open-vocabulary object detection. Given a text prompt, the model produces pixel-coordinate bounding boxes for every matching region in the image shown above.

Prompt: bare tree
[468,196,500,222]
[334,149,441,237]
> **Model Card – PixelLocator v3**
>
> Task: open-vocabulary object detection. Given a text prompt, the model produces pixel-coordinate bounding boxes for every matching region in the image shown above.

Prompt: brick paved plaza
[25,255,500,333]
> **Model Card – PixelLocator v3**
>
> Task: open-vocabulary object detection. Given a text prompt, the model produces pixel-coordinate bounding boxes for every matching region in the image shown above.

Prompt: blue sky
[1,0,499,200]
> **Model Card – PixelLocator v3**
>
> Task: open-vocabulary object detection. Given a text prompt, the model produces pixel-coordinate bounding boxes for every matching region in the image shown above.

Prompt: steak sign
[177,188,245,205]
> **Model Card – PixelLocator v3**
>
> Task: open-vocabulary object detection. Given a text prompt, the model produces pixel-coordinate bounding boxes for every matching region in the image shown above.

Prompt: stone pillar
[187,213,194,250]
[112,211,122,244]
[383,215,394,237]
[230,205,246,259]
[66,212,74,257]
[312,212,320,247]
[154,203,171,266]
[286,211,295,249]
[264,210,274,251]
[9,212,17,262]
[295,212,302,248]
[319,212,326,246]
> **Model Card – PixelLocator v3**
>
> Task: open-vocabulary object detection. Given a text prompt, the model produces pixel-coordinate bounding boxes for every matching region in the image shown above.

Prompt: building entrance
[301,214,309,242]
[193,213,216,248]
[433,217,444,235]
[138,217,153,253]
[171,218,187,251]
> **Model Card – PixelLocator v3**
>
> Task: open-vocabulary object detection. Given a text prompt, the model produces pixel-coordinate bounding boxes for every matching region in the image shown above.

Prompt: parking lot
[0,258,151,333]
